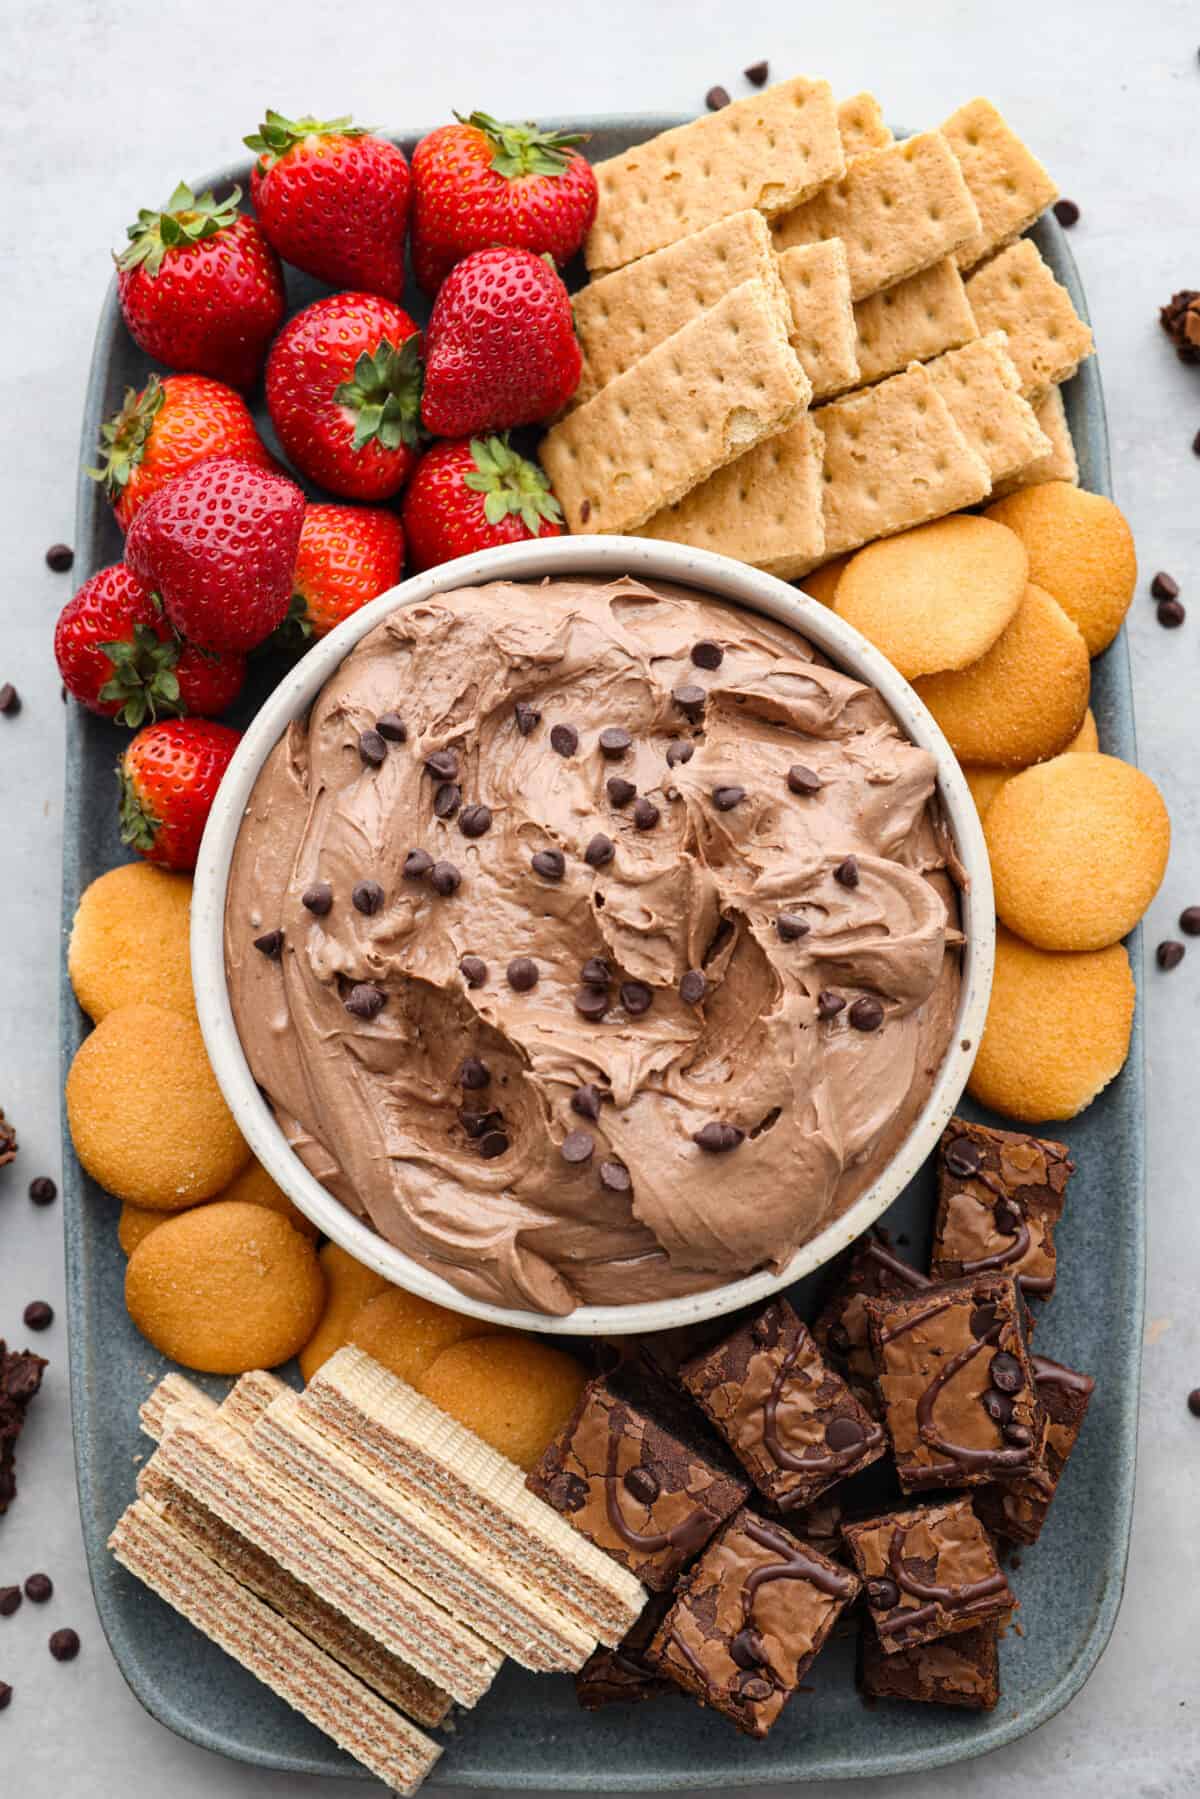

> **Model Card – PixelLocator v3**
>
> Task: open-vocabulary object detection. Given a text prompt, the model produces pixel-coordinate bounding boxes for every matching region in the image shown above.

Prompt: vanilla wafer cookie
[540,277,809,535]
[302,1349,645,1644]
[942,98,1058,271]
[140,1373,218,1443]
[585,78,844,274]
[837,92,893,157]
[219,1367,290,1436]
[965,238,1094,396]
[927,333,1051,485]
[150,1412,502,1705]
[992,387,1079,497]
[254,1389,597,1672]
[777,241,860,397]
[110,1501,441,1794]
[639,412,825,572]
[853,258,979,386]
[771,131,981,300]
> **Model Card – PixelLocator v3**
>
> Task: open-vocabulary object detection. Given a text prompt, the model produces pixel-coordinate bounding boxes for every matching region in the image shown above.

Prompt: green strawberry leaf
[334,336,425,455]
[244,110,373,170]
[117,182,243,278]
[265,590,316,656]
[95,624,183,728]
[86,376,167,498]
[457,111,590,180]
[117,761,160,853]
[462,434,564,536]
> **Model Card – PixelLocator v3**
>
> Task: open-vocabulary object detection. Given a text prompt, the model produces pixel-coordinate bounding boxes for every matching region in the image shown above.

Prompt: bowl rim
[191,534,994,1336]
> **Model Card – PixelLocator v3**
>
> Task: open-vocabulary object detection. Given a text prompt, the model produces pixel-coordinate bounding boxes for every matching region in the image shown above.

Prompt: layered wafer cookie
[942,98,1058,271]
[585,78,844,274]
[853,258,979,387]
[110,1501,442,1795]
[140,1372,217,1443]
[254,1389,598,1673]
[771,131,982,300]
[138,1462,452,1725]
[301,1349,645,1644]
[965,238,1094,397]
[927,334,1052,485]
[639,412,825,573]
[777,242,860,398]
[149,1412,502,1705]
[992,387,1079,498]
[540,277,809,535]
[837,92,893,157]
[218,1367,290,1436]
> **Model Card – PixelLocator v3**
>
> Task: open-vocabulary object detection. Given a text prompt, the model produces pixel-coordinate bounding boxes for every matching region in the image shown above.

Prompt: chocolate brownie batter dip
[225,576,962,1314]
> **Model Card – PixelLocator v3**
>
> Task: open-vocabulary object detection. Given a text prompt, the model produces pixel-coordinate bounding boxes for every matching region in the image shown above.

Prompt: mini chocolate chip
[358,728,387,767]
[623,1464,661,1505]
[345,982,386,1019]
[23,1574,51,1604]
[572,1084,603,1120]
[1151,571,1180,601]
[302,882,333,916]
[425,748,459,781]
[584,832,615,867]
[515,701,541,736]
[1188,1390,1200,1417]
[606,776,637,807]
[550,723,579,757]
[599,1159,632,1192]
[1053,197,1080,227]
[507,956,539,992]
[1158,938,1186,970]
[1192,429,1200,457]
[0,1681,11,1710]
[352,880,384,916]
[620,980,653,1016]
[561,1130,594,1165]
[1003,1422,1033,1447]
[49,1629,79,1663]
[460,1109,502,1139]
[253,930,284,959]
[665,740,694,767]
[404,847,434,880]
[478,1130,510,1159]
[776,912,809,942]
[532,848,566,881]
[983,1390,1014,1426]
[990,1351,1025,1394]
[712,784,745,811]
[867,1578,900,1611]
[835,856,859,888]
[458,1057,490,1090]
[375,712,407,742]
[28,1177,56,1206]
[581,956,612,987]
[849,995,884,1032]
[0,683,19,716]
[787,764,822,795]
[817,990,845,1020]
[573,986,609,1019]
[433,781,461,818]
[691,640,724,671]
[944,1136,983,1178]
[633,796,660,830]
[458,803,492,837]
[0,1586,20,1617]
[824,1416,866,1452]
[579,498,592,523]
[706,84,731,110]
[672,683,706,719]
[744,59,769,84]
[680,969,706,1005]
[970,1302,1000,1339]
[46,543,75,572]
[693,1121,744,1153]
[827,1323,851,1354]
[1158,597,1186,628]
[598,727,632,758]
[1180,906,1200,937]
[993,1201,1023,1236]
[22,1302,51,1332]
[729,1626,767,1670]
[547,1472,589,1511]
[429,860,461,896]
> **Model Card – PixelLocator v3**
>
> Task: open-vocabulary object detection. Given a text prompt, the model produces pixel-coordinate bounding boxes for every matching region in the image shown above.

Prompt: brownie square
[859,1621,1000,1710]
[680,1299,886,1510]
[974,1356,1095,1545]
[813,1230,932,1415]
[526,1378,749,1590]
[648,1507,860,1738]
[842,1498,1014,1653]
[575,1592,678,1711]
[932,1119,1073,1300]
[864,1273,1046,1494]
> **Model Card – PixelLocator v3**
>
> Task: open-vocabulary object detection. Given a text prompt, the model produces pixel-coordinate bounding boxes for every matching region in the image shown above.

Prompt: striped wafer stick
[110,1501,442,1795]
[218,1368,290,1436]
[139,1372,217,1443]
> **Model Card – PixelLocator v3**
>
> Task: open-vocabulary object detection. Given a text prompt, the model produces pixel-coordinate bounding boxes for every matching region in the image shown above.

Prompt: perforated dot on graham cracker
[942,98,1058,271]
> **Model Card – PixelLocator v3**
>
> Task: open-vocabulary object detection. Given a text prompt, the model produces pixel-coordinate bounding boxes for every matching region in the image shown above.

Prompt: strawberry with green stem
[118,718,241,871]
[283,503,406,641]
[402,435,563,572]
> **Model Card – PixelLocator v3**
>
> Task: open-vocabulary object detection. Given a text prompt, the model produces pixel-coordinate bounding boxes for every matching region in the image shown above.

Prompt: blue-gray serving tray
[62,116,1143,1787]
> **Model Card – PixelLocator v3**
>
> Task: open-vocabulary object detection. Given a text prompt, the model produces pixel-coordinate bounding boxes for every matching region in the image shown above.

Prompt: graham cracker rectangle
[806,363,993,573]
[771,131,982,301]
[942,98,1058,271]
[638,412,826,571]
[540,277,810,535]
[572,210,786,406]
[778,241,860,398]
[926,333,1052,484]
[965,237,1095,396]
[853,258,979,386]
[110,1501,441,1796]
[992,386,1079,497]
[302,1349,645,1645]
[140,1374,217,1443]
[838,92,893,158]
[585,78,845,274]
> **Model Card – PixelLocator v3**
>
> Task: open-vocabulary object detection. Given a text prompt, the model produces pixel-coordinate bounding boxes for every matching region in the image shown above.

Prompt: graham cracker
[138,1462,452,1726]
[770,131,982,301]
[926,333,1052,484]
[585,78,845,274]
[992,386,1079,497]
[853,257,979,386]
[301,1349,645,1645]
[965,237,1095,396]
[942,98,1058,271]
[778,241,861,398]
[838,92,893,158]
[110,1501,442,1795]
[571,210,787,406]
[140,1373,217,1443]
[639,411,826,571]
[540,277,810,535]
[806,363,993,574]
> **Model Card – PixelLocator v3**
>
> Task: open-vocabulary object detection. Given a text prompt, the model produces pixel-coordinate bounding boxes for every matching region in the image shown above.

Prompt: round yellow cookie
[985,483,1136,656]
[68,862,194,1024]
[834,517,1028,679]
[66,1004,249,1208]
[914,584,1089,768]
[964,767,1010,821]
[346,1286,500,1388]
[119,1201,177,1254]
[985,754,1169,952]
[220,1160,319,1240]
[125,1200,325,1374]
[799,553,852,608]
[419,1336,588,1471]
[299,1243,392,1383]
[968,926,1135,1122]
[1067,708,1100,754]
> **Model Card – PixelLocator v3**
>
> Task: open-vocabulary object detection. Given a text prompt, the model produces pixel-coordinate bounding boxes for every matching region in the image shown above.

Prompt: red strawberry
[410,112,596,295]
[401,435,563,572]
[266,293,423,500]
[287,503,405,639]
[89,373,275,533]
[116,182,285,389]
[126,457,305,653]
[173,643,247,717]
[118,718,241,871]
[421,248,580,437]
[246,111,410,299]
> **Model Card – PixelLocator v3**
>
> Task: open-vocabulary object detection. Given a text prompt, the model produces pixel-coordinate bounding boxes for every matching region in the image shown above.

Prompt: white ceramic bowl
[192,536,994,1337]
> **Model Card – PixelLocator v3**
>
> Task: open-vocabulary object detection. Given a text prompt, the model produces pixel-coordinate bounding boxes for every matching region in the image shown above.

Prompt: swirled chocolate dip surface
[225,576,962,1314]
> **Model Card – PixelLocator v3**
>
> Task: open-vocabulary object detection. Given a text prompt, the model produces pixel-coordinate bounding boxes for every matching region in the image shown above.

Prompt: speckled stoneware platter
[62,117,1144,1787]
